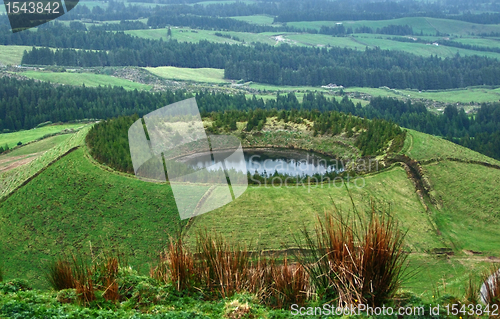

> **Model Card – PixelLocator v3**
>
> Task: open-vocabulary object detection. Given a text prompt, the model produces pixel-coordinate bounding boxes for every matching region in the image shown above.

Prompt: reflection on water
[183,149,344,177]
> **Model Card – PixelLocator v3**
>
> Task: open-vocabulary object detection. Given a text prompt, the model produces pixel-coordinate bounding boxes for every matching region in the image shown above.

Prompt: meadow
[0,123,87,149]
[0,148,184,288]
[145,66,227,83]
[0,45,32,65]
[21,71,152,91]
[345,86,500,105]
[125,28,279,45]
[287,17,500,37]
[403,129,500,165]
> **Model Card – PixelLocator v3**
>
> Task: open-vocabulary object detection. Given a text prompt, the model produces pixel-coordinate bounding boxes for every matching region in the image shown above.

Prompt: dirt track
[0,153,41,172]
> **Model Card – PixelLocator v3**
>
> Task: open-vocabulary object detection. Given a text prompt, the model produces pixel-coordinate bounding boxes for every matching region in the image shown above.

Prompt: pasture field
[285,33,366,49]
[126,28,240,44]
[126,27,500,60]
[287,17,500,37]
[184,165,439,252]
[0,45,32,65]
[345,86,500,104]
[424,161,500,253]
[0,126,92,199]
[145,66,227,83]
[0,135,72,173]
[21,71,152,90]
[0,123,86,149]
[403,129,500,165]
[229,15,276,25]
[1,135,71,158]
[126,28,279,45]
[352,33,500,59]
[0,148,183,288]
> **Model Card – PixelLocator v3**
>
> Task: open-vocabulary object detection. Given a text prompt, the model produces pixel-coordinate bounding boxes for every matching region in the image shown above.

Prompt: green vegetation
[0,45,33,65]
[0,123,87,149]
[1,135,71,158]
[145,66,226,83]
[0,148,183,288]
[425,161,500,254]
[403,129,500,165]
[287,17,500,37]
[184,166,436,252]
[229,15,275,26]
[0,126,91,200]
[345,86,500,105]
[21,71,152,91]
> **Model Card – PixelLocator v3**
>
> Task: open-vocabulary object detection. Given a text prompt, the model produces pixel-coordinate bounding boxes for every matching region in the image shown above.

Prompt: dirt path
[0,153,42,173]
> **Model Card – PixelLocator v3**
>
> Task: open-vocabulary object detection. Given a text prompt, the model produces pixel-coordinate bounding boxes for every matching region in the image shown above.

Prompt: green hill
[0,119,499,297]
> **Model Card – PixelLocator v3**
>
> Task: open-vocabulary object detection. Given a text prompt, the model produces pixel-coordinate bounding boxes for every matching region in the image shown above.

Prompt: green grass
[288,17,500,37]
[424,161,500,254]
[0,45,32,65]
[230,15,276,26]
[21,71,152,90]
[352,33,500,59]
[0,126,92,200]
[404,129,500,165]
[0,147,184,288]
[0,123,87,149]
[185,165,439,252]
[0,135,71,159]
[345,86,500,104]
[1,124,499,300]
[0,135,73,172]
[126,28,279,45]
[145,66,227,83]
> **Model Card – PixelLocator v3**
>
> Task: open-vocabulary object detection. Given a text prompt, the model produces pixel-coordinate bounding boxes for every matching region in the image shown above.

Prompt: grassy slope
[0,135,72,172]
[287,17,500,37]
[184,165,439,252]
[0,124,498,297]
[346,86,500,104]
[0,125,92,199]
[21,71,152,90]
[401,128,500,254]
[0,123,87,149]
[145,66,226,83]
[403,129,500,165]
[0,45,32,65]
[0,148,183,288]
[424,161,500,254]
[0,135,71,159]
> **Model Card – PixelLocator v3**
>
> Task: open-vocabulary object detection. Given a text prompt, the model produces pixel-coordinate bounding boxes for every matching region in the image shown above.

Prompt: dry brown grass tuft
[47,258,76,291]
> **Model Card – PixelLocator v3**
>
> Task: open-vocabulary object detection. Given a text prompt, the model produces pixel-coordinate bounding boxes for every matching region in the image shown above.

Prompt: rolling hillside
[0,120,499,295]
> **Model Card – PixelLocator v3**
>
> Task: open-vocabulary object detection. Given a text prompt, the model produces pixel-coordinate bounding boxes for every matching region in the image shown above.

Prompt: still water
[183,149,344,176]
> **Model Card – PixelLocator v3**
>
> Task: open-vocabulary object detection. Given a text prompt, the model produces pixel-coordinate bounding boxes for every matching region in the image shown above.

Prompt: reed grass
[295,202,409,307]
[481,266,500,309]
[46,258,76,291]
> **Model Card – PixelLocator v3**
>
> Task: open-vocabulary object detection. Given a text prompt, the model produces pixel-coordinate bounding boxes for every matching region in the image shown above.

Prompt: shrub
[0,279,32,293]
[46,259,76,291]
[57,288,77,304]
[295,202,409,307]
[151,236,195,292]
[196,230,250,298]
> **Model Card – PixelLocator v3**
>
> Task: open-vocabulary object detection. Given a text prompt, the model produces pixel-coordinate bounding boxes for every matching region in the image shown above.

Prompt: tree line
[3,75,500,160]
[319,24,414,36]
[86,108,403,174]
[14,25,500,90]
